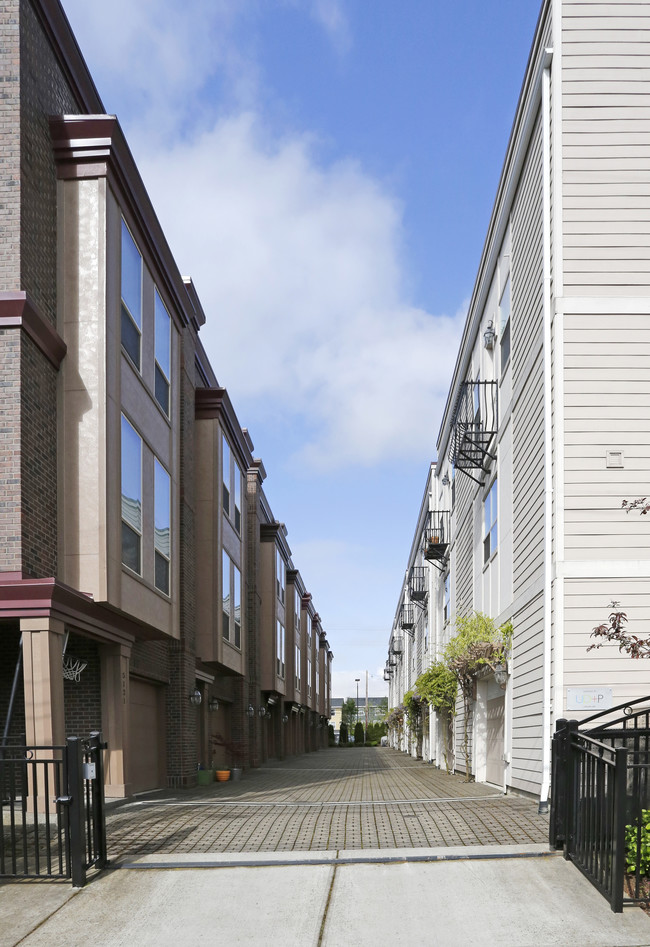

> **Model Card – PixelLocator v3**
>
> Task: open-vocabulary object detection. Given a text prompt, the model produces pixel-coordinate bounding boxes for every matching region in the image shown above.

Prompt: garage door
[129,679,164,793]
[486,695,505,787]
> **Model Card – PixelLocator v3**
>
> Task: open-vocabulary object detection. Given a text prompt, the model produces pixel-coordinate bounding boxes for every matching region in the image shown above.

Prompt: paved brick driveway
[106,748,548,859]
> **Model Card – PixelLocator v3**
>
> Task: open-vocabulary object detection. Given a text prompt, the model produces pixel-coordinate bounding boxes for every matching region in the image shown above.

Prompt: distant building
[330,697,386,737]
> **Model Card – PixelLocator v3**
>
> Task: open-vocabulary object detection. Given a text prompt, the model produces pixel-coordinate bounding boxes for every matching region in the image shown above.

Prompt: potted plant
[211,733,247,781]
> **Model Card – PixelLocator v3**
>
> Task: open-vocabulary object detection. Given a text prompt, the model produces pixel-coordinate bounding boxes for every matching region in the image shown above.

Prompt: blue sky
[62,0,541,700]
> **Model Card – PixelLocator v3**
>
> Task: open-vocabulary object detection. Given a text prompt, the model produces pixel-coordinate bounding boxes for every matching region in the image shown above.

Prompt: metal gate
[0,731,107,886]
[550,698,650,912]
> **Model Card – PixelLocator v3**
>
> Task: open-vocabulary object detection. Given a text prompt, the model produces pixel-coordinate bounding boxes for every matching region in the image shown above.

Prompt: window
[221,553,242,649]
[233,564,241,649]
[294,588,301,636]
[154,459,170,594]
[121,415,142,574]
[316,664,320,700]
[306,614,311,650]
[154,289,171,415]
[443,575,450,624]
[121,220,142,370]
[484,479,498,563]
[307,656,312,698]
[276,549,285,605]
[222,437,243,534]
[500,276,511,371]
[222,437,231,513]
[276,620,285,678]
[222,549,231,642]
[295,642,301,690]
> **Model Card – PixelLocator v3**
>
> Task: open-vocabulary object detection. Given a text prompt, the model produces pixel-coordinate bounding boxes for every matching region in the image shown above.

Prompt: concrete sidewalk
[3,846,650,947]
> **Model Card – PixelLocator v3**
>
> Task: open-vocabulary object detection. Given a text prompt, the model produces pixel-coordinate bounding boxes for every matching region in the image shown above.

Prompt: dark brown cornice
[287,569,306,598]
[0,575,163,645]
[0,292,67,369]
[50,115,194,334]
[195,387,254,471]
[260,521,292,560]
[33,0,104,114]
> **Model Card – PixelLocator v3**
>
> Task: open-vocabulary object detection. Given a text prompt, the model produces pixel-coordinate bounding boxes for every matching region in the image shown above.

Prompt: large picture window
[154,459,170,595]
[121,415,142,574]
[154,289,171,416]
[121,220,142,370]
[222,437,243,534]
[222,549,231,642]
[499,276,511,372]
[484,479,498,563]
[276,549,285,605]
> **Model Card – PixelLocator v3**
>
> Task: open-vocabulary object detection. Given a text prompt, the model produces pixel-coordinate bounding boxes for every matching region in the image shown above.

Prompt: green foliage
[328,724,335,746]
[341,698,358,729]
[385,706,404,736]
[403,690,423,734]
[444,612,513,695]
[339,721,348,744]
[443,611,513,782]
[415,662,458,715]
[378,697,388,719]
[626,810,650,874]
[354,721,365,745]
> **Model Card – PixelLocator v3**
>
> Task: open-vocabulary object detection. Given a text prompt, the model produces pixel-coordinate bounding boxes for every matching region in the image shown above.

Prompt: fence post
[550,718,568,849]
[563,720,579,860]
[66,737,86,887]
[611,745,628,913]
[89,731,107,869]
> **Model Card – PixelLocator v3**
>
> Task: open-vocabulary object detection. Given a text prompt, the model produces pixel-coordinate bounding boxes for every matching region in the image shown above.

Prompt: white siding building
[388,0,650,806]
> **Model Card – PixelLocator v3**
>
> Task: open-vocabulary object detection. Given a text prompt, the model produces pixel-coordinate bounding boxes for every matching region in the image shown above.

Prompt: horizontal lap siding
[454,465,475,618]
[563,577,650,718]
[510,110,545,796]
[564,313,650,558]
[512,115,545,599]
[562,2,650,295]
[511,593,544,794]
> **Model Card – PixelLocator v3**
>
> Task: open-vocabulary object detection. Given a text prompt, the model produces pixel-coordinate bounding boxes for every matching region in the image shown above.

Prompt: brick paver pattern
[106,748,548,858]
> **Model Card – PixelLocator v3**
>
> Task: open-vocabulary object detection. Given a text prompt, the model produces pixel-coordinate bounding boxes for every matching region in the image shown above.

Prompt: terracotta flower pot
[215,769,230,782]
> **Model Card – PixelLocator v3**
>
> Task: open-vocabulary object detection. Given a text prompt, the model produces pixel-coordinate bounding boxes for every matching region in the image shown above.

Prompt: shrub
[328,724,335,746]
[339,722,348,745]
[354,721,365,745]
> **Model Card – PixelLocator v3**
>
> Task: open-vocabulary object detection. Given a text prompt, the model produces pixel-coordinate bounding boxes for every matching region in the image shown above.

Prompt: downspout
[539,46,554,814]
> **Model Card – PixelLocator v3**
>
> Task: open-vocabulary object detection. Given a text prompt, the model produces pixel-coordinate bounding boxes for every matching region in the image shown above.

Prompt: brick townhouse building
[0,0,332,796]
[388,0,650,807]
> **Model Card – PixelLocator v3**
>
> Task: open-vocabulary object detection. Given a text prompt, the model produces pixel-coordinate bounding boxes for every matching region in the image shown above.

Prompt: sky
[61,0,542,702]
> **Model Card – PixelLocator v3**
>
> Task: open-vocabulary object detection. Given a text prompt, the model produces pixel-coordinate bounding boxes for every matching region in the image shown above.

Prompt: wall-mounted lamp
[259,705,267,718]
[441,473,450,487]
[247,704,255,718]
[282,714,289,724]
[483,320,496,350]
[189,688,202,707]
[266,710,272,720]
[208,697,219,712]
[493,664,508,688]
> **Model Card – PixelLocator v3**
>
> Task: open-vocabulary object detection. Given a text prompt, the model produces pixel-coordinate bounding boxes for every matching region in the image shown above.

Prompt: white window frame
[484,478,498,563]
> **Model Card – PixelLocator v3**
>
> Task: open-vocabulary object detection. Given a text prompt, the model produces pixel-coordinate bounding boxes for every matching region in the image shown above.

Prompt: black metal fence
[0,731,107,886]
[551,698,650,912]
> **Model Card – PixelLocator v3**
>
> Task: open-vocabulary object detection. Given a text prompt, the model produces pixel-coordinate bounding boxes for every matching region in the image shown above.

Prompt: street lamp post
[355,678,360,737]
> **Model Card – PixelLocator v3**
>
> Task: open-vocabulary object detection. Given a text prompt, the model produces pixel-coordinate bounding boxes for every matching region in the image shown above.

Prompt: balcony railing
[408,566,427,601]
[448,380,498,484]
[423,510,451,568]
[391,637,403,654]
[399,604,414,630]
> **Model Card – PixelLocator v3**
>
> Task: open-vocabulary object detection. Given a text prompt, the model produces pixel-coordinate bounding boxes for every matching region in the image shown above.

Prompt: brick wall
[131,640,169,684]
[0,333,22,571]
[63,632,101,737]
[0,0,21,295]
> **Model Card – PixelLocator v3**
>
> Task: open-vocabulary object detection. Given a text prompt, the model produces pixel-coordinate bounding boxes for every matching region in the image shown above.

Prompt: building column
[21,617,65,747]
[100,642,132,798]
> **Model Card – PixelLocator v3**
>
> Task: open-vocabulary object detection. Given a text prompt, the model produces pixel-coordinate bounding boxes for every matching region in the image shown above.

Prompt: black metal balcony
[399,604,414,630]
[448,380,498,484]
[423,510,451,568]
[383,669,391,681]
[408,566,427,601]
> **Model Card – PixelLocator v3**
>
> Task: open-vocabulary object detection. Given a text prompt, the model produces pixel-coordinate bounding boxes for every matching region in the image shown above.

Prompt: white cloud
[139,112,464,468]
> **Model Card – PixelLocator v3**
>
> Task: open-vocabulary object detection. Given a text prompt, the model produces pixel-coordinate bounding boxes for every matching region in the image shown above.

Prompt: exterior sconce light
[494,664,508,689]
[442,474,450,487]
[208,697,219,712]
[259,705,267,718]
[265,710,272,720]
[247,705,255,717]
[189,688,202,707]
[483,320,496,350]
[282,714,289,724]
